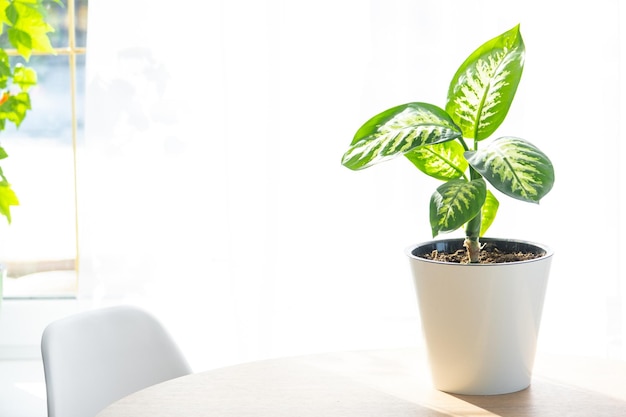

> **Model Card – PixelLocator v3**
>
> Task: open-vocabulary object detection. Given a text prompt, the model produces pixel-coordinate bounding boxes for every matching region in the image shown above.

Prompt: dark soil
[420,242,546,264]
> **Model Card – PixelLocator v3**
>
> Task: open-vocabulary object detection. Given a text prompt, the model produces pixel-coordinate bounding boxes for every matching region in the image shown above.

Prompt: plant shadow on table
[451,378,626,417]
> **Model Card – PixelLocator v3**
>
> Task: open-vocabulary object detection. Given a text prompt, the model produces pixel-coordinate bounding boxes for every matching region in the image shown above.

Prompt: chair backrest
[41,305,192,417]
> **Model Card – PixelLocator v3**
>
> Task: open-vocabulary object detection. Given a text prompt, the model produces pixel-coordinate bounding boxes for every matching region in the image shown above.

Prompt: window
[0,0,87,298]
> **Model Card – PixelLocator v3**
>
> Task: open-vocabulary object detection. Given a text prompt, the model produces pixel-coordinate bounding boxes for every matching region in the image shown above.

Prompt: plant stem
[457,137,471,152]
[464,219,481,263]
[464,165,482,263]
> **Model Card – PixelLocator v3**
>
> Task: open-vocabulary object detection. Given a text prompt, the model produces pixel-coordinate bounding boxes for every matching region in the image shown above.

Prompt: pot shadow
[451,377,626,416]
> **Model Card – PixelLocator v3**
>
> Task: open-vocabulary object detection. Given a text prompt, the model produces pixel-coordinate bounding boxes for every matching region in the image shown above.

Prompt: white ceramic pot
[406,238,553,395]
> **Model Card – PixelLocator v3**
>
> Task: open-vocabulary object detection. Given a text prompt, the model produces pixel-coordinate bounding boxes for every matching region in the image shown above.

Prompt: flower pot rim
[405,237,554,266]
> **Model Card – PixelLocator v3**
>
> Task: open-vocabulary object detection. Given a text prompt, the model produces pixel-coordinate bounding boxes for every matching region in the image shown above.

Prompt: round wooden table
[96,348,626,417]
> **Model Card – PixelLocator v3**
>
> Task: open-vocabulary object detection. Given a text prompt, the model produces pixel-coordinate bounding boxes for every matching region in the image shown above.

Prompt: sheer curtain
[80,0,625,370]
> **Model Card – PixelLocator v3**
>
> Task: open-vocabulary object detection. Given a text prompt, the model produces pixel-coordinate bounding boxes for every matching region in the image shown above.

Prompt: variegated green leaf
[342,102,462,170]
[404,140,467,181]
[465,137,554,203]
[445,24,525,141]
[479,190,499,237]
[430,178,486,236]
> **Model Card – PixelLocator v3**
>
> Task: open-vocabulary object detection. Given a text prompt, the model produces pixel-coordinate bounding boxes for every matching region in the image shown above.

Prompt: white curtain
[80,0,625,370]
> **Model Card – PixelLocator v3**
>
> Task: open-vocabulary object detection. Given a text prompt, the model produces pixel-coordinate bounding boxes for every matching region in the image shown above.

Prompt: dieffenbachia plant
[0,0,61,223]
[341,24,554,263]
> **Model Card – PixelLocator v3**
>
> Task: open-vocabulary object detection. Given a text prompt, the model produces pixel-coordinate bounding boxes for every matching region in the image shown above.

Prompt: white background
[77,0,626,371]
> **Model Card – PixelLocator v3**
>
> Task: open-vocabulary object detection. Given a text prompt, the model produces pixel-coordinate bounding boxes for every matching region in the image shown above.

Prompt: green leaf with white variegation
[445,24,525,141]
[404,140,468,181]
[465,137,554,203]
[342,102,462,170]
[430,178,486,236]
[479,190,499,237]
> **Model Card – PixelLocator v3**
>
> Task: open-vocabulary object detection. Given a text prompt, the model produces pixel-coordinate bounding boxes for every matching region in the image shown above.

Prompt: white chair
[41,305,192,417]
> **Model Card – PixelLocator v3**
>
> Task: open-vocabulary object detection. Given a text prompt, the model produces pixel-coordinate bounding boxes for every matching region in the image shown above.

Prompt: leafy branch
[0,0,61,223]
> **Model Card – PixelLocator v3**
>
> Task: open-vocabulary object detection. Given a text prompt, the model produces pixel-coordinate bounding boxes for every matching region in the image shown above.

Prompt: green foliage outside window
[0,0,61,223]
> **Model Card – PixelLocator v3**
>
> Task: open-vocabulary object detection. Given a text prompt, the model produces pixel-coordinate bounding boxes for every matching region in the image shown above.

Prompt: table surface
[97,348,626,417]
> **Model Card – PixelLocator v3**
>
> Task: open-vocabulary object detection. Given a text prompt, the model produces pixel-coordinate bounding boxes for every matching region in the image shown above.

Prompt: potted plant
[0,0,60,300]
[341,24,555,395]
